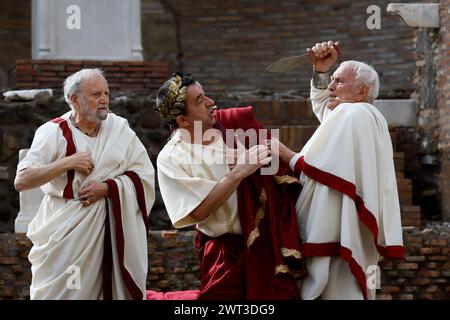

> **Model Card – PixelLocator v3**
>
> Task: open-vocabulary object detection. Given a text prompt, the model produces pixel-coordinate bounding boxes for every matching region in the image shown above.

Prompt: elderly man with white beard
[14,68,155,299]
[271,41,405,300]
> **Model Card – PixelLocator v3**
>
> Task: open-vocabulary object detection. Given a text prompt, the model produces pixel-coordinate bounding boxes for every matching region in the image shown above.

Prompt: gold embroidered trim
[275,264,307,278]
[222,201,234,233]
[247,188,267,248]
[274,175,300,185]
[275,264,290,274]
[281,247,302,259]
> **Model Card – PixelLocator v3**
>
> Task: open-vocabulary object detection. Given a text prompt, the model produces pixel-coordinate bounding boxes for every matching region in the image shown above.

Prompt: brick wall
[0,232,31,299]
[148,231,200,291]
[9,60,169,91]
[378,224,450,300]
[0,0,30,90]
[0,0,417,97]
[1,226,449,299]
[141,0,178,70]
[147,0,416,97]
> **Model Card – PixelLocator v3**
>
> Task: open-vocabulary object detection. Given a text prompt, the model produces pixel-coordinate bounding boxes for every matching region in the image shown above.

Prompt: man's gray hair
[63,68,105,108]
[340,60,379,101]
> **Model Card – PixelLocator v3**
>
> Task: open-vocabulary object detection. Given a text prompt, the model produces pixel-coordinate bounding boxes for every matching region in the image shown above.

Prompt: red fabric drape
[104,171,148,300]
[148,106,305,300]
[51,118,76,199]
[196,231,246,299]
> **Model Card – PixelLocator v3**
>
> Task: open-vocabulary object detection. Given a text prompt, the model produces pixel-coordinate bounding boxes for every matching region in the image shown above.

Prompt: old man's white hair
[63,68,105,108]
[340,60,380,102]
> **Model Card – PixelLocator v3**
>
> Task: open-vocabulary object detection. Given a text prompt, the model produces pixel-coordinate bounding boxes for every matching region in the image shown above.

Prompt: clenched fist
[307,40,340,73]
[66,152,94,176]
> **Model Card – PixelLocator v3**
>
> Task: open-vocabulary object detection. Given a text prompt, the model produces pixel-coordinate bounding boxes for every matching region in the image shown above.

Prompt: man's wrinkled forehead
[333,65,356,80]
[80,74,107,90]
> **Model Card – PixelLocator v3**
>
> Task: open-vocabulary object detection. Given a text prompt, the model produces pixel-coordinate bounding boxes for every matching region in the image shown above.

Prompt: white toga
[157,129,241,237]
[18,111,155,299]
[290,82,404,300]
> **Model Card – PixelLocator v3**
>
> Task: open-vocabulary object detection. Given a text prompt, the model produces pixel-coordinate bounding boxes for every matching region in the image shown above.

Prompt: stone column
[32,0,53,59]
[31,0,143,60]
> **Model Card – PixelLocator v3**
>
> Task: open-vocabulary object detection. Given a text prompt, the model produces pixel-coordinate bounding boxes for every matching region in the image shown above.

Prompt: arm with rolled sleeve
[310,78,331,123]
[14,122,67,191]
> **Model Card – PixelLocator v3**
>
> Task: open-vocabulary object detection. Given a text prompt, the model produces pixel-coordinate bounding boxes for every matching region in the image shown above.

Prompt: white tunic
[18,117,97,197]
[157,129,241,237]
[290,82,404,300]
[18,111,155,300]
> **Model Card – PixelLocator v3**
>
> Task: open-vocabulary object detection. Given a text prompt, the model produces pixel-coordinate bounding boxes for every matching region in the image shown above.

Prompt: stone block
[148,274,158,281]
[161,239,177,248]
[2,286,14,298]
[403,286,419,293]
[2,89,53,102]
[157,280,171,289]
[386,3,440,28]
[397,262,418,270]
[149,267,165,274]
[174,267,187,273]
[376,293,393,300]
[381,286,400,293]
[405,255,426,262]
[417,293,434,300]
[397,270,416,277]
[419,247,441,255]
[411,278,431,286]
[0,256,18,265]
[373,99,418,126]
[150,259,164,267]
[430,239,448,247]
[386,270,398,277]
[419,270,440,278]
[0,167,9,180]
[428,255,448,261]
[425,285,439,293]
[398,294,414,300]
[432,278,447,284]
[161,230,179,239]
[441,271,450,277]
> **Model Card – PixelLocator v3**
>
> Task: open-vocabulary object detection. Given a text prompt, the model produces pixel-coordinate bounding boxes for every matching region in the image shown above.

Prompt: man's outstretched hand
[265,137,296,166]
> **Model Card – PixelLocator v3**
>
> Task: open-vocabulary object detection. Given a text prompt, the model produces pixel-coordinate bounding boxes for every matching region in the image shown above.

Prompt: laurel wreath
[155,75,187,124]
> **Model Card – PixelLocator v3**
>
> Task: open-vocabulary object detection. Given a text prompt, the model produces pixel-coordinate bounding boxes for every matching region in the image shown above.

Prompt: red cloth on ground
[146,290,199,300]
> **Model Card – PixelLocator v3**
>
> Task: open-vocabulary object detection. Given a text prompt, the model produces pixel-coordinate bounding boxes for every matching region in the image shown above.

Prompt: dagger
[265,42,341,73]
